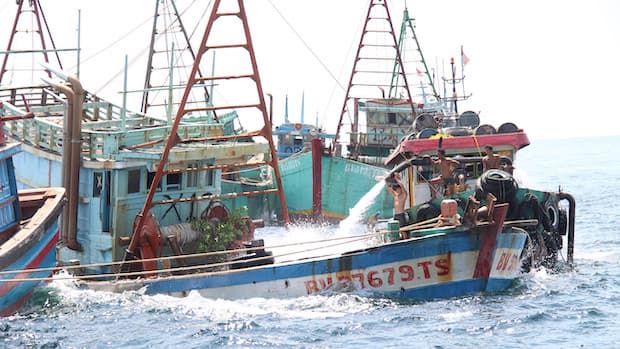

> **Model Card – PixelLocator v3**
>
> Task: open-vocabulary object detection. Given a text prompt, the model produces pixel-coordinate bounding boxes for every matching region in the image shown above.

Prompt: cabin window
[127,169,141,194]
[187,163,198,188]
[166,173,181,190]
[206,170,214,186]
[147,171,162,191]
[387,112,396,124]
[93,172,103,197]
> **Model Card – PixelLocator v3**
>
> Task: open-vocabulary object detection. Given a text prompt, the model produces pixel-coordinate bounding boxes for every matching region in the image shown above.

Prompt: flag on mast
[461,46,470,66]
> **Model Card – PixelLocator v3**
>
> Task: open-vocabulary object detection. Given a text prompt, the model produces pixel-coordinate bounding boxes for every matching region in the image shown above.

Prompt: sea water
[3,135,620,348]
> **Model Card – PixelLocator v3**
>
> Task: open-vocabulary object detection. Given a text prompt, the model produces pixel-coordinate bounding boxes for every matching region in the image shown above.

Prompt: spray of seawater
[254,179,388,261]
[47,271,381,321]
[339,179,386,234]
[42,180,393,319]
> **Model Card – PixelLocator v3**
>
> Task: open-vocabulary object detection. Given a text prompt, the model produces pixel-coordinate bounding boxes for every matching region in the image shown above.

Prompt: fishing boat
[0,0,288,276]
[277,1,538,224]
[65,0,575,302]
[271,95,334,160]
[275,0,415,222]
[0,113,65,316]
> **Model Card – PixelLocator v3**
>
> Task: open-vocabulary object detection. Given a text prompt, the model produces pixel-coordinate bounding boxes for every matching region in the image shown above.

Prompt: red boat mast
[0,0,63,85]
[333,0,415,154]
[125,0,290,270]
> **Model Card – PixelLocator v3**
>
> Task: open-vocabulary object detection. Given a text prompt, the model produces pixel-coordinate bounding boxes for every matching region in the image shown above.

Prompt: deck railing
[0,85,226,160]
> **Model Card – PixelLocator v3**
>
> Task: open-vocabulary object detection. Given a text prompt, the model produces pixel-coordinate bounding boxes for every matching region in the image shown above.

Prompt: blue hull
[0,189,63,316]
[0,221,60,315]
[93,226,526,301]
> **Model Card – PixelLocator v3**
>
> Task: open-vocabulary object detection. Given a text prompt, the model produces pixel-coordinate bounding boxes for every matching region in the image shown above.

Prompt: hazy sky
[1,0,619,140]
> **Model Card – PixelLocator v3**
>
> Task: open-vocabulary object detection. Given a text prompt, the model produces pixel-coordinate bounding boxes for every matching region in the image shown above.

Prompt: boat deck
[0,85,249,162]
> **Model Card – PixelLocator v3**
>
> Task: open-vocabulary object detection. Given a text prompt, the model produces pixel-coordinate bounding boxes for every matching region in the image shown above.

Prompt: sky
[1,0,619,140]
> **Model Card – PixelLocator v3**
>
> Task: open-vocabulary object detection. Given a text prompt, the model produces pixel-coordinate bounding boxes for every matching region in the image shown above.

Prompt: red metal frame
[0,0,62,84]
[127,0,290,259]
[333,0,415,152]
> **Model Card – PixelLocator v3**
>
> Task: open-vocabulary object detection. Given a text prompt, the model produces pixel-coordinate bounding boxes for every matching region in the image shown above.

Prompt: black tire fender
[543,198,560,232]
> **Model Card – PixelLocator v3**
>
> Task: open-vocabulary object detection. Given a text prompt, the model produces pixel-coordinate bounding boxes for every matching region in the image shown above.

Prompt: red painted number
[399,265,414,281]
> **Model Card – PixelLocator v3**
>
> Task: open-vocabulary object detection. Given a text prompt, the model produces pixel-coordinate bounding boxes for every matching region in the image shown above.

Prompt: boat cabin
[273,122,334,159]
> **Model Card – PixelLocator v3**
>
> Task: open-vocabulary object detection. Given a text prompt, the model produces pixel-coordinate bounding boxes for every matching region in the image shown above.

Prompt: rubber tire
[476,170,518,202]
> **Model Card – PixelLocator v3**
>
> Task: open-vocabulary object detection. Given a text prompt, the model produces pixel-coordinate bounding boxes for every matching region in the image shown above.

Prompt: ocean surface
[3,135,619,349]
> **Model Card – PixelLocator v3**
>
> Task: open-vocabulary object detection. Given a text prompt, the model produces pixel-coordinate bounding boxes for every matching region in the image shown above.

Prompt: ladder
[0,0,63,85]
[126,0,290,267]
[333,0,415,152]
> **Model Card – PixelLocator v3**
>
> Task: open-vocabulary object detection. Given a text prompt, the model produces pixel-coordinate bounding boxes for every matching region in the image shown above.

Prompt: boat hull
[279,151,393,221]
[0,188,64,316]
[82,225,527,301]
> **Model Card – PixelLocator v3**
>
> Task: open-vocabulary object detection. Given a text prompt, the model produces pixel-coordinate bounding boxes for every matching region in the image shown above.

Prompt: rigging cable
[265,0,365,129]
[266,0,345,94]
[89,1,205,98]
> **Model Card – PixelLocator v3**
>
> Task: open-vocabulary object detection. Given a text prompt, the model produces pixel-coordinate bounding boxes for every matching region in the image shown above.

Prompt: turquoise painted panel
[279,152,394,220]
[0,158,18,230]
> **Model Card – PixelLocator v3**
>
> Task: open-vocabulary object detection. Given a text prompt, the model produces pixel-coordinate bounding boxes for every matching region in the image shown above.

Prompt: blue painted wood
[0,141,64,316]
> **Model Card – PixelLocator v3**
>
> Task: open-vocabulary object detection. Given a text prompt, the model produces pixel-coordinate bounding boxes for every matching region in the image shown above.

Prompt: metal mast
[389,8,439,102]
[125,0,290,270]
[0,0,63,85]
[333,0,415,153]
[140,0,212,120]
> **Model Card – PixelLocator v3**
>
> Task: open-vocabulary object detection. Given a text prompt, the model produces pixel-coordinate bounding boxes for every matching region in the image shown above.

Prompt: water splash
[339,180,387,234]
[47,270,380,322]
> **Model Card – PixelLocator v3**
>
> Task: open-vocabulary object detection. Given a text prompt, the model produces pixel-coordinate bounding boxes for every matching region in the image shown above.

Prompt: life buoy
[498,122,519,134]
[517,193,554,232]
[417,128,438,139]
[413,114,438,131]
[458,111,480,128]
[444,127,471,137]
[474,124,497,135]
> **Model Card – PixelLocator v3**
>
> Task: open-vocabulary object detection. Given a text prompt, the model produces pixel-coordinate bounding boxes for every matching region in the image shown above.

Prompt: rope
[265,0,345,94]
[472,134,483,156]
[398,216,440,231]
[5,229,441,283]
[2,216,462,282]
[0,228,398,279]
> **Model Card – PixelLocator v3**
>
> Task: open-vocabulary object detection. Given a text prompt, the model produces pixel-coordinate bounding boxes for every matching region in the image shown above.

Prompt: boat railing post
[76,9,81,79]
[121,55,128,132]
[41,75,73,249]
[167,43,174,124]
[311,138,322,219]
